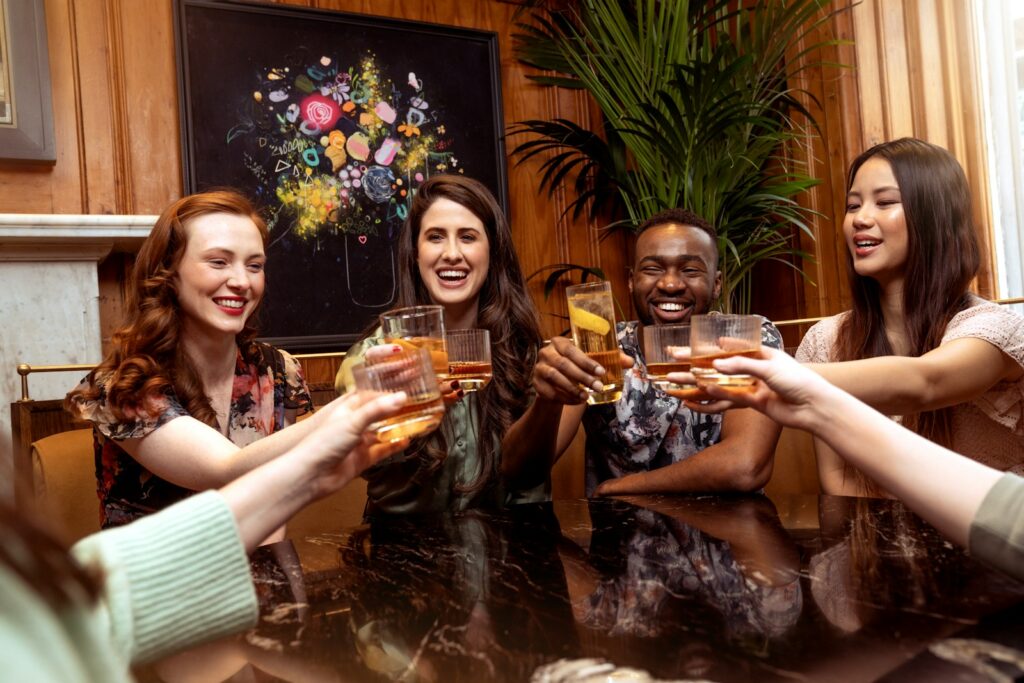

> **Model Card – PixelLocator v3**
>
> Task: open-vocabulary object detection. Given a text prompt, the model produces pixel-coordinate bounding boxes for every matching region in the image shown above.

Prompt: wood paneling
[777,0,994,335]
[5,0,628,340]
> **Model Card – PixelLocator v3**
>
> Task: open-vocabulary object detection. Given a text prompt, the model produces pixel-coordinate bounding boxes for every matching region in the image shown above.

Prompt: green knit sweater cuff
[72,491,259,664]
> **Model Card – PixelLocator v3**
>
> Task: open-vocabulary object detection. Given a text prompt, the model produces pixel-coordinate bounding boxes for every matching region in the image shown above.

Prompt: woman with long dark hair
[335,174,544,514]
[793,138,1024,495]
[66,190,360,535]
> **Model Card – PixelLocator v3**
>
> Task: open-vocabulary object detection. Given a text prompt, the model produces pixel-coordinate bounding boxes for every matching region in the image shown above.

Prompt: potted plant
[511,0,847,312]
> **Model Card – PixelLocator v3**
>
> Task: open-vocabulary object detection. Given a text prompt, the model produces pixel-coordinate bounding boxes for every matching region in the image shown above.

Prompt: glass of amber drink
[352,347,445,443]
[643,324,701,400]
[446,329,492,392]
[690,314,762,392]
[380,305,449,380]
[565,280,623,405]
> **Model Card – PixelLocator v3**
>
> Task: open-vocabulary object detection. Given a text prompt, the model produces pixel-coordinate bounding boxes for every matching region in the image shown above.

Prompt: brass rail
[772,296,1024,329]
[15,351,347,401]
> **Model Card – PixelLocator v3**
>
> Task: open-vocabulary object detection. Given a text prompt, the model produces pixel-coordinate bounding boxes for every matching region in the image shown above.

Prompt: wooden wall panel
[2,0,996,345]
[769,0,995,341]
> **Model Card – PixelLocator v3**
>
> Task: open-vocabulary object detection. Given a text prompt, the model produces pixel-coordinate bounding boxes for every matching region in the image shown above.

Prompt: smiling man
[502,209,784,497]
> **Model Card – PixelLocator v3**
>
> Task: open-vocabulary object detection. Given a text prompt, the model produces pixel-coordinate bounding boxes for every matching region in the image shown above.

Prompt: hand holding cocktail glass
[352,346,446,443]
[665,314,764,405]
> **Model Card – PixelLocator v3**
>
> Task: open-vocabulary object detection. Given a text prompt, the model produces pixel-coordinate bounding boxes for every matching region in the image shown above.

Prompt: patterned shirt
[582,318,784,495]
[72,341,312,528]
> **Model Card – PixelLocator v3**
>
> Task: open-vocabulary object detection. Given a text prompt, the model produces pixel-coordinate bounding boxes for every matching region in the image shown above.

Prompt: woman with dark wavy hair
[335,174,544,514]
[65,189,335,536]
[793,138,1024,495]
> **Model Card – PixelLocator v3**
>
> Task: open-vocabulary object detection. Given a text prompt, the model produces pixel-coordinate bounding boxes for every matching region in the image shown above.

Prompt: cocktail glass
[380,305,449,380]
[690,314,762,392]
[352,347,445,443]
[643,324,702,400]
[446,329,492,392]
[565,280,623,405]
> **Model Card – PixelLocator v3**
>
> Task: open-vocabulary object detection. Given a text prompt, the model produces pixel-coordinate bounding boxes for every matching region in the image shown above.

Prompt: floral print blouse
[72,341,312,528]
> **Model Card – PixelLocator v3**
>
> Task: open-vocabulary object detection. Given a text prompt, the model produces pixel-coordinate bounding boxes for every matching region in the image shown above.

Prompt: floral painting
[176,1,506,348]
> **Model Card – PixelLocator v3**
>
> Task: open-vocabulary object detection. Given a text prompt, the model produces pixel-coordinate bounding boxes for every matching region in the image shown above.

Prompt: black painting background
[177,1,506,349]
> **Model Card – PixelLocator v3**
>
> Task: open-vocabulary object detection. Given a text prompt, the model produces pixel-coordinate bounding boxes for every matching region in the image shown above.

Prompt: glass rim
[564,279,611,295]
[445,328,490,338]
[380,304,444,320]
[691,313,761,322]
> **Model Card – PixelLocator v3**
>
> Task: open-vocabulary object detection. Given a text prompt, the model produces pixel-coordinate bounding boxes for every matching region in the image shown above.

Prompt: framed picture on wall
[174,0,508,350]
[0,0,56,162]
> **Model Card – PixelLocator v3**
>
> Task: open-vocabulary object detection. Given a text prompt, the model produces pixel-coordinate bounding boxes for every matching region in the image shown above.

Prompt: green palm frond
[510,0,849,312]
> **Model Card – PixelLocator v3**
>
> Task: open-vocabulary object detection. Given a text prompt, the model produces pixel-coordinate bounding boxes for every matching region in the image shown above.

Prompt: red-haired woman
[67,190,326,536]
[793,138,1024,495]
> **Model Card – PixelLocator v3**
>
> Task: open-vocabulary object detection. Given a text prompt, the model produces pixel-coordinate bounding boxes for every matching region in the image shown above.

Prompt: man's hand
[533,336,632,405]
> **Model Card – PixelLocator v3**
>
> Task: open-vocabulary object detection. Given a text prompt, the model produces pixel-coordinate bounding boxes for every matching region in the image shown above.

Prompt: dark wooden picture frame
[0,0,56,163]
[174,0,508,350]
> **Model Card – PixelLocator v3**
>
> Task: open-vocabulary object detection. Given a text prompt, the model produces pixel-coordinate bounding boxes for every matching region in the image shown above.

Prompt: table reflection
[138,495,1024,683]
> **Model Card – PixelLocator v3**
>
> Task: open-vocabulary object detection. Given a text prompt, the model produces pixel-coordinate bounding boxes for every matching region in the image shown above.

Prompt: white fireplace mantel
[0,214,156,499]
[0,213,157,260]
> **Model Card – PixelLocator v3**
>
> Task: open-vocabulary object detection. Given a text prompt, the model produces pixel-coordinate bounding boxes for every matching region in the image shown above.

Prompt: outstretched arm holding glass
[673,348,1024,581]
[3,390,409,682]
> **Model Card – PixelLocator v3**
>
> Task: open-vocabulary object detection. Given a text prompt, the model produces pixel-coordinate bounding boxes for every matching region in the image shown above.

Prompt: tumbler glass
[445,329,492,392]
[380,305,449,379]
[643,324,701,400]
[352,347,445,443]
[689,314,762,392]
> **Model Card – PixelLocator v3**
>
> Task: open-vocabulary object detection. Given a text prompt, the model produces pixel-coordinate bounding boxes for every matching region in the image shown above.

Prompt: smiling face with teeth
[415,197,490,326]
[175,211,266,341]
[843,156,909,289]
[629,223,721,326]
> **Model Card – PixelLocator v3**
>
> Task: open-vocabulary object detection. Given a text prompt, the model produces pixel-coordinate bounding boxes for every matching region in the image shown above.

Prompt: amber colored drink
[371,393,445,443]
[385,336,449,379]
[691,348,760,388]
[583,349,624,404]
[448,361,492,392]
[646,361,690,377]
[646,361,703,398]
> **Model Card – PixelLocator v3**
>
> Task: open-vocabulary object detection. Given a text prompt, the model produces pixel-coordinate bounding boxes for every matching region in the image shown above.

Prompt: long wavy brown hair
[834,139,980,490]
[396,174,543,495]
[65,190,268,428]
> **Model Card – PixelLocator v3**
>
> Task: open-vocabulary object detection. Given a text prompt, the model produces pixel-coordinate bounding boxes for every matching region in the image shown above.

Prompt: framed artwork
[174,0,508,349]
[0,0,56,162]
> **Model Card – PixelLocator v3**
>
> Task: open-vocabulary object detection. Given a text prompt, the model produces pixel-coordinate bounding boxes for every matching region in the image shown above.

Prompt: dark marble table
[142,494,1024,682]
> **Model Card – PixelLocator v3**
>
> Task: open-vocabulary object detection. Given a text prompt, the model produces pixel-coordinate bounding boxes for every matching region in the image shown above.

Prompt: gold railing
[15,351,348,402]
[772,296,1024,329]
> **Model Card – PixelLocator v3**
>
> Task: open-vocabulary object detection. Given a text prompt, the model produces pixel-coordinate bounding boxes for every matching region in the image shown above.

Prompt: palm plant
[511,0,847,312]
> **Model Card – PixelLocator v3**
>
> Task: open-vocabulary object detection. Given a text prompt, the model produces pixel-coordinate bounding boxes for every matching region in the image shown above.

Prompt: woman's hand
[298,389,410,499]
[692,347,841,433]
[533,336,632,404]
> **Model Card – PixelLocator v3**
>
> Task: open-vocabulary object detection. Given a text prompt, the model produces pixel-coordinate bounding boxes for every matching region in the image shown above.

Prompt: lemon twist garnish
[568,304,611,336]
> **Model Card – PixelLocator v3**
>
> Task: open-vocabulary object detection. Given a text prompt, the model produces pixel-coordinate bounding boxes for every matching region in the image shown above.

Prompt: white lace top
[795,296,1024,474]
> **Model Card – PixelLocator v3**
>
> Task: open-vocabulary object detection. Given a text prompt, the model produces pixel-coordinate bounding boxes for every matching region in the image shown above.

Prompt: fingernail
[593,365,606,376]
[591,380,604,391]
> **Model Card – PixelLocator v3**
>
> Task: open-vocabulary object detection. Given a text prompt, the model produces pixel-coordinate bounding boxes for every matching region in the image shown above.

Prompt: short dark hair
[636,208,717,243]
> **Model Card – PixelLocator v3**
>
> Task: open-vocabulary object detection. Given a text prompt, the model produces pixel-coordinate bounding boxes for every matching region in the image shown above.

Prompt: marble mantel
[0,214,155,499]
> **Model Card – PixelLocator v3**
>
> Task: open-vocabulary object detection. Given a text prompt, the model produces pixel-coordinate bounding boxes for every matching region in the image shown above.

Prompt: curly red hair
[66,190,268,428]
